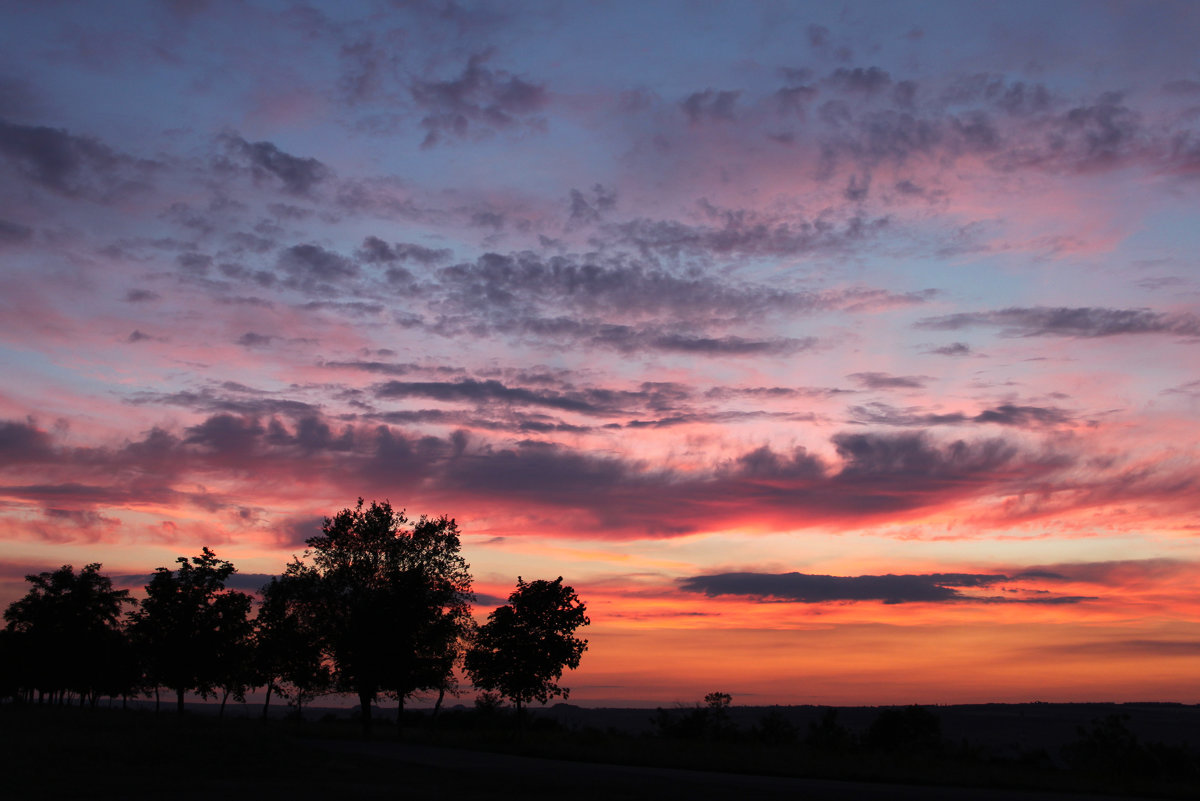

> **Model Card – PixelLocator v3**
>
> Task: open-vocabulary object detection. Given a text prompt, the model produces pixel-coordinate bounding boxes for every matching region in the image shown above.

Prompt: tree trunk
[154,686,160,714]
[395,694,405,739]
[358,690,373,737]
[431,686,446,731]
[262,683,273,720]
[220,689,229,718]
[176,687,185,716]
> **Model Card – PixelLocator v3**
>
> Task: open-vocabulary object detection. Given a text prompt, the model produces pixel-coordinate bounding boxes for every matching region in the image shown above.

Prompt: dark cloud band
[678,570,1089,605]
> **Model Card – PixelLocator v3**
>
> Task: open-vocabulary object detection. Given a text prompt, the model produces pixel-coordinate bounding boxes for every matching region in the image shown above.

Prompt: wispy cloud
[917,307,1200,339]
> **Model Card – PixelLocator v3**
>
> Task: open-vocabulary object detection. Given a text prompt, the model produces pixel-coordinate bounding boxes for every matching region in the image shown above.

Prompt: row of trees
[1,499,590,734]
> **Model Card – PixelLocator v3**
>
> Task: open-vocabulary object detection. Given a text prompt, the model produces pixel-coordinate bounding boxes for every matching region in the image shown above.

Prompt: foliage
[208,588,254,715]
[805,707,855,751]
[753,708,799,746]
[0,628,22,700]
[288,499,473,734]
[865,704,942,754]
[652,692,739,741]
[465,576,589,716]
[2,563,134,704]
[705,691,732,709]
[1057,713,1200,782]
[256,568,332,716]
[651,705,710,740]
[128,548,252,714]
[474,690,506,714]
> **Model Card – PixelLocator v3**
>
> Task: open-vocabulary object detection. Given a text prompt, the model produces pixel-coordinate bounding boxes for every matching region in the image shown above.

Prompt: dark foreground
[4,703,1196,800]
[313,738,1160,801]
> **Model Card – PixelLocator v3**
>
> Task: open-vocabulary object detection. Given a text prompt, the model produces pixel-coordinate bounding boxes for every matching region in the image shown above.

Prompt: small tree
[256,567,332,720]
[206,588,254,717]
[128,548,251,715]
[381,514,474,727]
[465,576,589,723]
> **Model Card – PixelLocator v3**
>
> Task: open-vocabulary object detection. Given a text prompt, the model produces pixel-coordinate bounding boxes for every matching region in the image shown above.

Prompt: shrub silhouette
[652,692,739,741]
[805,707,855,752]
[865,705,942,754]
[1058,713,1196,781]
[753,708,799,746]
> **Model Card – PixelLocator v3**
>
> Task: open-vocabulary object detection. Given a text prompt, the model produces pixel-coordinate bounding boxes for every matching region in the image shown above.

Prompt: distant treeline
[640,696,1200,791]
[0,499,588,734]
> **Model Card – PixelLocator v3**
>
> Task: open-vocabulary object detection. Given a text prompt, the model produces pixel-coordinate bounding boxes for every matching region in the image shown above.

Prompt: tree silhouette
[2,563,133,705]
[256,566,332,719]
[386,513,474,726]
[206,586,253,717]
[288,499,473,735]
[128,548,251,715]
[0,627,24,702]
[465,576,589,723]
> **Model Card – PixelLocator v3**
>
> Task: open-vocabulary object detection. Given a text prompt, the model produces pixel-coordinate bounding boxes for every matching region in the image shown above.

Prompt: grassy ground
[361,722,1183,798]
[0,703,465,800]
[4,703,1198,800]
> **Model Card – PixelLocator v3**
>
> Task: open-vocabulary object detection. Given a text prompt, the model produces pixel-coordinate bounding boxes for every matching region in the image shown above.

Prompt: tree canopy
[256,566,332,718]
[128,548,251,715]
[289,499,473,734]
[2,563,133,705]
[465,576,589,717]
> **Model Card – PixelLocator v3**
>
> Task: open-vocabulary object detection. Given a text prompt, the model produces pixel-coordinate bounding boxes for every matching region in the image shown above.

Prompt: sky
[1,0,1200,707]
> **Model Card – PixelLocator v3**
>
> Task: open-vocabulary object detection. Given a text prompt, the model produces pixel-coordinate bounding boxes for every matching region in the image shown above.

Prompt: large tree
[128,548,252,715]
[290,499,473,735]
[465,576,589,721]
[2,563,133,705]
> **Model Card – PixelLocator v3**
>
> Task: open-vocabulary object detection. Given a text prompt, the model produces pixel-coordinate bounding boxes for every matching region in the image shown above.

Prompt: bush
[753,708,798,746]
[805,707,855,752]
[651,692,738,741]
[865,705,941,754]
[474,691,506,715]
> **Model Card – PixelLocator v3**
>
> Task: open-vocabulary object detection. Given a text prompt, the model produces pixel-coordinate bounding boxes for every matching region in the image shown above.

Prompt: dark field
[4,701,1199,800]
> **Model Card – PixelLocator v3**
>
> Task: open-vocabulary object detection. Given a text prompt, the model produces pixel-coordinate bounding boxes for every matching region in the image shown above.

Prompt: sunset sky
[2,0,1200,707]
